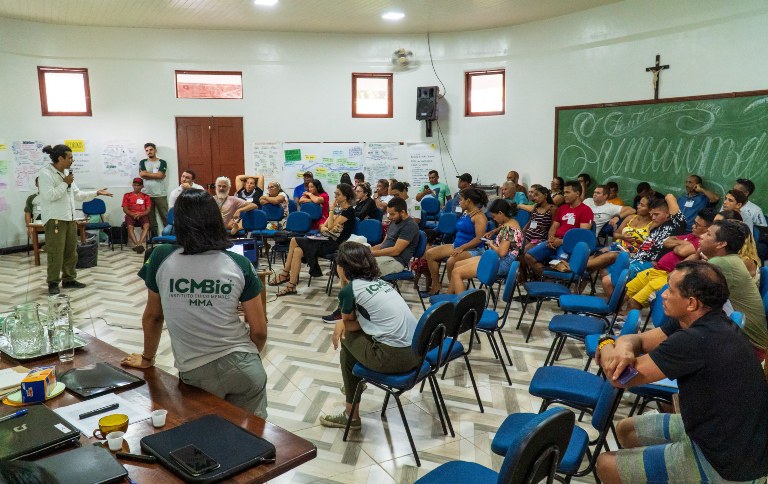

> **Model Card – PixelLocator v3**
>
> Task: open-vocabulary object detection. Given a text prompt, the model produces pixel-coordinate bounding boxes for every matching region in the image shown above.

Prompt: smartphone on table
[168,444,220,476]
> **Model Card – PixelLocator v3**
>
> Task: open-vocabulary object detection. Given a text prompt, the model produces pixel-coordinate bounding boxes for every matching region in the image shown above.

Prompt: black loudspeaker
[416,86,439,120]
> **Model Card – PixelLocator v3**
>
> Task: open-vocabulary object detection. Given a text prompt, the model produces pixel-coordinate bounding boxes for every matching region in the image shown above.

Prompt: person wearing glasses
[353,182,378,220]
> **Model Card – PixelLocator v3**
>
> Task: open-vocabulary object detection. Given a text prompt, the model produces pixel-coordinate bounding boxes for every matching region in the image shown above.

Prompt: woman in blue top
[424,187,488,296]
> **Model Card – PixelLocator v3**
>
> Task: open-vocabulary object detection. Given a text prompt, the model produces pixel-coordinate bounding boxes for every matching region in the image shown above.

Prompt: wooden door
[176,116,243,194]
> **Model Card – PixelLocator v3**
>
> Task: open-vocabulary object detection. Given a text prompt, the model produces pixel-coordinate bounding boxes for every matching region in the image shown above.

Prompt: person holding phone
[38,144,112,295]
[594,261,768,484]
[415,170,451,207]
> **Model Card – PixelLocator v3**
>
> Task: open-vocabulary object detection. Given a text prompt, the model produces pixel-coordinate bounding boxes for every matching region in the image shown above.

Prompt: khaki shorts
[375,256,405,276]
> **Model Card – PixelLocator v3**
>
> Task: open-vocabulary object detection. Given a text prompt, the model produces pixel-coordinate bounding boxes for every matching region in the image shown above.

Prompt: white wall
[1,0,767,248]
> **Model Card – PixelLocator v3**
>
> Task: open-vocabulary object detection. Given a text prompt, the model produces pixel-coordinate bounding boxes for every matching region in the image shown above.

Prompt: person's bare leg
[525,252,544,278]
[138,224,149,245]
[450,257,479,294]
[616,418,639,447]
[601,273,615,300]
[595,452,622,484]
[289,246,304,285]
[426,245,453,294]
[587,251,618,272]
[447,252,472,281]
[126,224,139,247]
[344,402,360,420]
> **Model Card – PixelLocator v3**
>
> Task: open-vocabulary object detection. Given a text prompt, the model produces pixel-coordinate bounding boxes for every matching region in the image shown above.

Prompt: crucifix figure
[646,54,670,100]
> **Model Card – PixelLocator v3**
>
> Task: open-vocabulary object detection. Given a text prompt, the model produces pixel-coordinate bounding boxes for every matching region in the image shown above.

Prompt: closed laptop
[0,405,81,461]
[34,445,128,484]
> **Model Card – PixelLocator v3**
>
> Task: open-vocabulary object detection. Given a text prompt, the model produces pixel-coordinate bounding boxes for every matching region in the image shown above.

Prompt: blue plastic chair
[416,407,574,484]
[342,302,453,467]
[514,209,530,228]
[381,230,428,310]
[759,266,768,298]
[517,242,591,343]
[494,378,622,483]
[82,199,112,248]
[322,219,383,295]
[583,309,641,371]
[433,212,458,243]
[544,269,629,366]
[424,290,487,419]
[429,250,499,306]
[149,207,176,245]
[371,207,383,222]
[270,211,311,265]
[288,199,297,213]
[260,203,285,237]
[420,196,441,225]
[641,284,670,332]
[299,202,322,222]
[474,261,521,385]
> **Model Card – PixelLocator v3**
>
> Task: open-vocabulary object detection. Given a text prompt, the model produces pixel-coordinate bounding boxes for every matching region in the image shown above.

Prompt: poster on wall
[281,142,364,190]
[0,143,8,190]
[363,142,403,184]
[63,139,95,186]
[407,142,441,191]
[101,140,140,185]
[251,142,281,181]
[12,140,47,191]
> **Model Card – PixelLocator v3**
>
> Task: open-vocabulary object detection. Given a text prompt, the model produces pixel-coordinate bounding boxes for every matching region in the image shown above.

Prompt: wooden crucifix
[646,54,670,100]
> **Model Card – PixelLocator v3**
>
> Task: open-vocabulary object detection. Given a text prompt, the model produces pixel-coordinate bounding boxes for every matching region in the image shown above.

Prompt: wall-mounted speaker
[416,86,439,120]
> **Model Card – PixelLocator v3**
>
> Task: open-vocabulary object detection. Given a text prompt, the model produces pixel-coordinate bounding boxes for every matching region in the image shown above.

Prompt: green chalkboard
[555,90,768,212]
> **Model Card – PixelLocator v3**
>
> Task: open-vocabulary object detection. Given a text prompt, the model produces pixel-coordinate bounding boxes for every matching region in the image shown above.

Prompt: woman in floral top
[448,199,523,295]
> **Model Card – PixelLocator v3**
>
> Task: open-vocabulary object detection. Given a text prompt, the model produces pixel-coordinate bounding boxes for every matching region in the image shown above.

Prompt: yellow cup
[92,414,129,440]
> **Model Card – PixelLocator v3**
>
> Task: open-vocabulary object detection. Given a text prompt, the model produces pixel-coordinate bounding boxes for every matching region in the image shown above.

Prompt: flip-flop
[268,272,290,286]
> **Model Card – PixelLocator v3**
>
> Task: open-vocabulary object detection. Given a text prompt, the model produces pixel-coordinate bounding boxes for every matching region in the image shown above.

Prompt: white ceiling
[0,0,621,34]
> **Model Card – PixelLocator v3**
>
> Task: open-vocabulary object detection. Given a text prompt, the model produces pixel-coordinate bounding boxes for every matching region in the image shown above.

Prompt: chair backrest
[372,207,384,221]
[241,209,267,231]
[82,199,106,216]
[650,285,670,328]
[356,219,383,245]
[166,207,175,226]
[561,228,597,253]
[288,199,297,213]
[285,211,311,233]
[413,230,428,259]
[729,311,745,329]
[591,379,622,433]
[759,266,768,298]
[262,203,284,222]
[436,213,458,234]
[420,197,440,218]
[514,209,530,228]
[497,407,575,484]
[476,250,501,286]
[609,251,631,286]
[607,269,629,312]
[501,261,520,304]
[453,289,487,337]
[621,309,642,336]
[411,301,453,358]
[300,202,322,220]
[567,242,591,275]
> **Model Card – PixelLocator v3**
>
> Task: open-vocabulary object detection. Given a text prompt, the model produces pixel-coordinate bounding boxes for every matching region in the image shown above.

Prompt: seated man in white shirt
[583,184,635,233]
[733,178,767,234]
[168,169,204,208]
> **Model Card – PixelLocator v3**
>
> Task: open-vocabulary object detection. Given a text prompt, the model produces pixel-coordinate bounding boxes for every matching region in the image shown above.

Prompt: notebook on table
[59,362,145,399]
[0,404,81,461]
[34,445,128,484]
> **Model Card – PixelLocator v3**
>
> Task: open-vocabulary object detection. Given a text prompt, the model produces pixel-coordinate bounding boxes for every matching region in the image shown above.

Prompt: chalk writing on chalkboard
[556,92,768,210]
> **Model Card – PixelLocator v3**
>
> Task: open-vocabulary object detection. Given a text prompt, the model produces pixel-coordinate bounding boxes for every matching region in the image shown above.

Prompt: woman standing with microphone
[38,144,112,295]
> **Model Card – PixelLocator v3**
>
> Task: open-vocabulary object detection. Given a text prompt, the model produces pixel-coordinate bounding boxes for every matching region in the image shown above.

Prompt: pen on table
[79,403,119,420]
[0,409,28,423]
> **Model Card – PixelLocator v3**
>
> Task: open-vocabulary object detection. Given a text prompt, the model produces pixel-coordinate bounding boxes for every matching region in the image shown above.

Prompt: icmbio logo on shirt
[169,278,233,294]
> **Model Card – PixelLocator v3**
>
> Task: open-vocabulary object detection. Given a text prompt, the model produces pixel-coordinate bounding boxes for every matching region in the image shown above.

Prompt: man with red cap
[122,177,152,253]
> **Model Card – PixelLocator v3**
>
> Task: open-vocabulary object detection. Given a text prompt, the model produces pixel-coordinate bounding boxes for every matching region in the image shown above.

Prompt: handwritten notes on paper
[251,142,281,180]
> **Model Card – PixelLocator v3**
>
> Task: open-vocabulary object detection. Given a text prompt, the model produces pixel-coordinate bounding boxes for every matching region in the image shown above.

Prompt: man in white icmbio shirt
[168,169,204,208]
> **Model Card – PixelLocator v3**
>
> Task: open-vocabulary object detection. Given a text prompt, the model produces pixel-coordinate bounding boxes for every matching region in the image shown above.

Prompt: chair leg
[457,355,484,413]
[381,392,391,417]
[543,335,561,367]
[583,356,593,372]
[552,335,568,363]
[393,394,421,467]
[525,300,545,343]
[440,363,450,380]
[343,382,365,442]
[486,332,500,360]
[516,295,530,329]
[489,334,512,385]
[417,290,426,310]
[627,394,641,417]
[428,376,453,437]
[497,331,513,367]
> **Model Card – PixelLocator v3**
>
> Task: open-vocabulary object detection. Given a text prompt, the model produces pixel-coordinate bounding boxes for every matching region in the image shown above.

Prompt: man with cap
[293,171,314,203]
[444,173,473,214]
[122,177,152,253]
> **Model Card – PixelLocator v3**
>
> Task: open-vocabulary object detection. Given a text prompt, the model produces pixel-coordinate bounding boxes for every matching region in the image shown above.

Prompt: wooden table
[0,332,316,483]
[27,221,88,266]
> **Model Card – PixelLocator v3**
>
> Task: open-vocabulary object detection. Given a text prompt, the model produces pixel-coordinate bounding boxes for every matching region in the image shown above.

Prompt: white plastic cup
[151,409,167,428]
[106,431,125,451]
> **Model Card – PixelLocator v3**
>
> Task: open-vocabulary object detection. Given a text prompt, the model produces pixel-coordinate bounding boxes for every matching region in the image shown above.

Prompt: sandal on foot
[268,271,290,286]
[275,284,297,297]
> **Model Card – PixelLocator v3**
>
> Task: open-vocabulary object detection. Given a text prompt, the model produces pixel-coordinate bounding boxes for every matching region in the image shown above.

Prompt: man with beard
[213,176,257,235]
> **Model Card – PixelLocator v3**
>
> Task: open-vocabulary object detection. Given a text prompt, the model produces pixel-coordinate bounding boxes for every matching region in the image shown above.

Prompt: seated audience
[298,178,330,228]
[602,194,685,296]
[449,199,522,294]
[353,172,365,187]
[425,187,488,295]
[583,184,635,233]
[168,169,204,208]
[577,173,592,198]
[270,183,356,296]
[213,176,257,235]
[353,182,378,220]
[373,178,393,211]
[320,241,419,430]
[677,174,719,232]
[386,182,421,226]
[714,210,760,283]
[595,261,768,484]
[259,181,290,230]
[587,196,653,273]
[624,209,715,311]
[122,177,152,253]
[501,181,528,206]
[699,219,767,360]
[524,180,593,278]
[550,176,565,206]
[516,185,556,250]
[506,170,527,193]
[733,178,767,234]
[234,174,264,205]
[415,170,451,206]
[605,181,624,206]
[122,189,269,418]
[444,173,473,214]
[370,197,420,276]
[721,188,747,218]
[339,172,353,185]
[293,170,313,202]
[632,181,664,209]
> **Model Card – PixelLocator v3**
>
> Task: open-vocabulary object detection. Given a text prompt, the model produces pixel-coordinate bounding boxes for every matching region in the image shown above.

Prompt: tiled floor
[1,246,637,483]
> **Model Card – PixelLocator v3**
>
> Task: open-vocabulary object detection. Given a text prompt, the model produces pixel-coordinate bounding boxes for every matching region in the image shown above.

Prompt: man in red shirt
[122,177,152,253]
[524,180,593,277]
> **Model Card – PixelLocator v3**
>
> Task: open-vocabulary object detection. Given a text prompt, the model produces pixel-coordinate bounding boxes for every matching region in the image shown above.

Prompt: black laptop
[0,404,81,460]
[34,445,128,484]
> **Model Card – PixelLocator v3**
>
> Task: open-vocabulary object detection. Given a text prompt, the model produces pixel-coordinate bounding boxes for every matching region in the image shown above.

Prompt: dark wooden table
[27,221,88,266]
[0,332,316,483]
